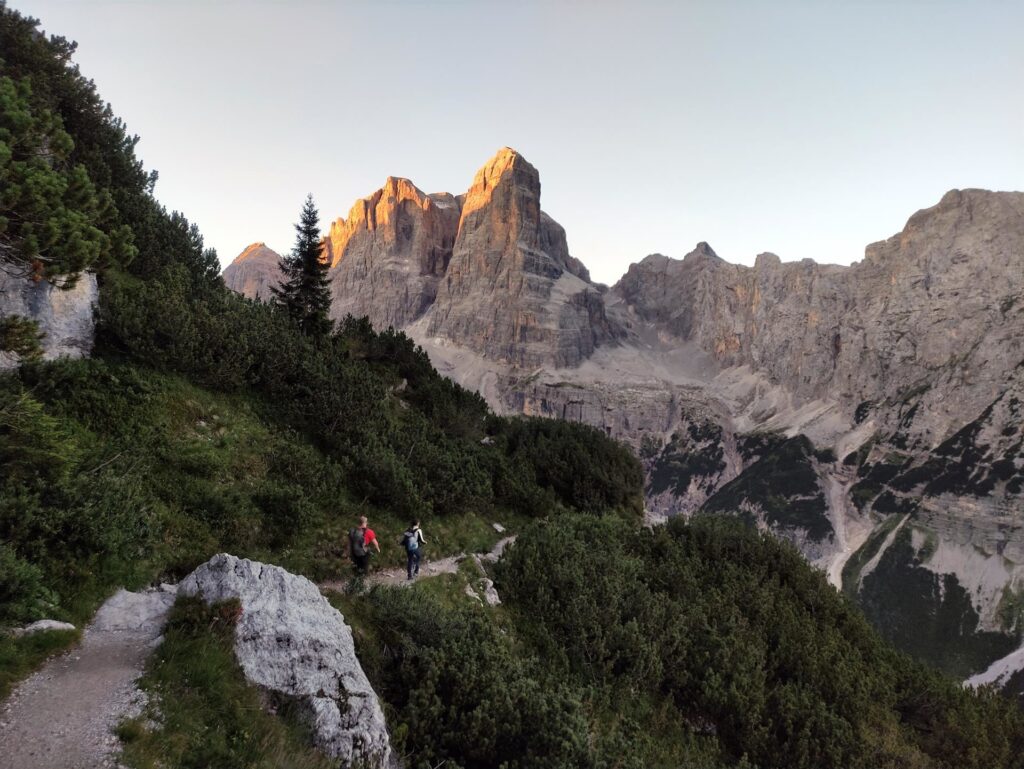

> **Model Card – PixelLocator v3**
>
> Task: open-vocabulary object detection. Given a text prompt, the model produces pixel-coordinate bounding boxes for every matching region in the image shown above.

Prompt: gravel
[0,586,176,769]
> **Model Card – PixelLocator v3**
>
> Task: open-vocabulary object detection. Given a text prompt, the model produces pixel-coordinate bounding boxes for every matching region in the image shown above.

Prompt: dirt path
[320,536,516,592]
[0,586,176,769]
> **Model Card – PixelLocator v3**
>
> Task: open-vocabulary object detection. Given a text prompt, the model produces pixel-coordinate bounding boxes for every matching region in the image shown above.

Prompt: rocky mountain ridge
[225,149,1024,677]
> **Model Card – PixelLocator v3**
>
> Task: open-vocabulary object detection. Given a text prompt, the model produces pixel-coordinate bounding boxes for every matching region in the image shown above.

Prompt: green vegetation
[702,435,833,542]
[119,597,334,769]
[858,526,1019,678]
[0,315,43,361]
[648,420,725,497]
[4,5,1024,769]
[0,1,640,696]
[0,625,78,700]
[272,194,332,338]
[321,517,1024,769]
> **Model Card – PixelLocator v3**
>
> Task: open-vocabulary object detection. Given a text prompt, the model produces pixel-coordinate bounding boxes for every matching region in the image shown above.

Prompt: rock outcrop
[325,177,460,329]
[179,554,391,768]
[0,268,98,369]
[426,148,616,367]
[224,147,617,368]
[221,243,282,301]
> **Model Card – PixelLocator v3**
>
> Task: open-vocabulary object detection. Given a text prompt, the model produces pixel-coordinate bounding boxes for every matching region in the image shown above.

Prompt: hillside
[3,3,1024,768]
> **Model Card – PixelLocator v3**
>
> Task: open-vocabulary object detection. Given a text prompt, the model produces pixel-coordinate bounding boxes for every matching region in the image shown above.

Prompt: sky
[15,0,1024,284]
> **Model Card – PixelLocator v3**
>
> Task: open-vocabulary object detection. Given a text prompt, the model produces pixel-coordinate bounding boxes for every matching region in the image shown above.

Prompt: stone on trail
[179,553,391,768]
[11,619,76,637]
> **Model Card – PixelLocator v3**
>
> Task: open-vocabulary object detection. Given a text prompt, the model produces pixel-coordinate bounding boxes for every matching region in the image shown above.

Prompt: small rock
[12,619,76,637]
[479,579,501,606]
[492,522,506,533]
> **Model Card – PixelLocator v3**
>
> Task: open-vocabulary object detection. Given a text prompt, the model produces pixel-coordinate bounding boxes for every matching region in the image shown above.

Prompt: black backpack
[349,528,367,558]
[402,529,419,553]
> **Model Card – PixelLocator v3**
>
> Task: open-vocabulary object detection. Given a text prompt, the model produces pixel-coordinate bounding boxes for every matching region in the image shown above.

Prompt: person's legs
[413,548,421,576]
[353,554,368,576]
[406,550,415,580]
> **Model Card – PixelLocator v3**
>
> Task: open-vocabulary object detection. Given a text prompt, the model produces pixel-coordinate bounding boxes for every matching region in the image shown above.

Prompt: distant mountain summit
[222,242,282,302]
[224,152,1024,678]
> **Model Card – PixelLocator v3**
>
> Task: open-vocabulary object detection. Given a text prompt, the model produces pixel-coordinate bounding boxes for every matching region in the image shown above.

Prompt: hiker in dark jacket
[400,520,426,581]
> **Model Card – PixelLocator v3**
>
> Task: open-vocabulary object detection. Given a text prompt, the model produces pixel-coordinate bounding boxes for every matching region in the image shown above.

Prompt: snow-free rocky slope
[225,148,1024,679]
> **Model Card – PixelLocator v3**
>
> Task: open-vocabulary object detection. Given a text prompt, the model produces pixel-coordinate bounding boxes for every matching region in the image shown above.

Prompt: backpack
[402,529,419,553]
[349,528,367,558]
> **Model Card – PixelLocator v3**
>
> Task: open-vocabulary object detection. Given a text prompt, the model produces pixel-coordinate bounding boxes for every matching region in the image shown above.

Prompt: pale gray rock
[0,268,98,369]
[11,619,76,637]
[179,554,391,768]
[425,147,619,368]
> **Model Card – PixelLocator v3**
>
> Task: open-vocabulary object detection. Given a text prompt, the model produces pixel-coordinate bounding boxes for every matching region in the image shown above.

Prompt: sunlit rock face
[426,148,617,368]
[222,242,282,301]
[325,177,461,330]
[225,153,1024,676]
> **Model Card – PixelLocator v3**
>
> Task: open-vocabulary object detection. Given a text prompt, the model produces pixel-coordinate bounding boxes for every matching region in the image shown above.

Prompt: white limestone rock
[179,553,391,768]
[11,619,76,637]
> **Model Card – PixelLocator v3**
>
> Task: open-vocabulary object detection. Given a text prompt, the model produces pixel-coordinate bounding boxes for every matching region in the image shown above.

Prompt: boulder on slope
[179,553,391,768]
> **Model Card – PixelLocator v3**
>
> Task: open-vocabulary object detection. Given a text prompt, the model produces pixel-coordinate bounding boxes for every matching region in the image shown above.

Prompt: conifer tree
[272,194,332,337]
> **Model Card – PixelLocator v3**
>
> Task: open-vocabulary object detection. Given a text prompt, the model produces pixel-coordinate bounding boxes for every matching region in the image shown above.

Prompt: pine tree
[272,194,332,337]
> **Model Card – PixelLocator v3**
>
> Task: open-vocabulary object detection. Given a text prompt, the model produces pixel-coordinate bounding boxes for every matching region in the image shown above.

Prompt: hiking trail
[0,586,176,769]
[319,535,516,592]
[0,536,515,768]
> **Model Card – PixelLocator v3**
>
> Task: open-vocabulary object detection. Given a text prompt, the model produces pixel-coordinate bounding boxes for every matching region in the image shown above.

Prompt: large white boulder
[179,554,391,768]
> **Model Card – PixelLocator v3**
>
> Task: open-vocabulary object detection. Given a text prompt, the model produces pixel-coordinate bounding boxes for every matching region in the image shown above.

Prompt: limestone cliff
[324,177,460,329]
[426,148,616,367]
[222,243,282,301]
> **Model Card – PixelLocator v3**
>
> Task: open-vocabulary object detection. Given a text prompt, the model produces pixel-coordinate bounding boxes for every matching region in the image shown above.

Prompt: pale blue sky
[16,0,1024,284]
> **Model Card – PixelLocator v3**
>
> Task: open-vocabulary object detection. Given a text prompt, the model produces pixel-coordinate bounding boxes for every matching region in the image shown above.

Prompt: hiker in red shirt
[349,515,381,575]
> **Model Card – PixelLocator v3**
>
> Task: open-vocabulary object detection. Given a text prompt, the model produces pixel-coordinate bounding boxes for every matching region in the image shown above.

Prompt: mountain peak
[470,147,537,194]
[232,242,279,264]
[683,242,720,262]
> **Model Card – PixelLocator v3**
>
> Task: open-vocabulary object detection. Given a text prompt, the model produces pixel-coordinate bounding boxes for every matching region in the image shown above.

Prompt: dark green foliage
[272,195,332,337]
[0,315,43,361]
[487,417,644,518]
[858,526,1019,679]
[840,513,906,598]
[736,430,787,462]
[496,516,1024,769]
[854,400,873,424]
[0,71,133,279]
[702,435,833,542]
[1005,668,1024,706]
[362,589,593,769]
[648,422,726,498]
